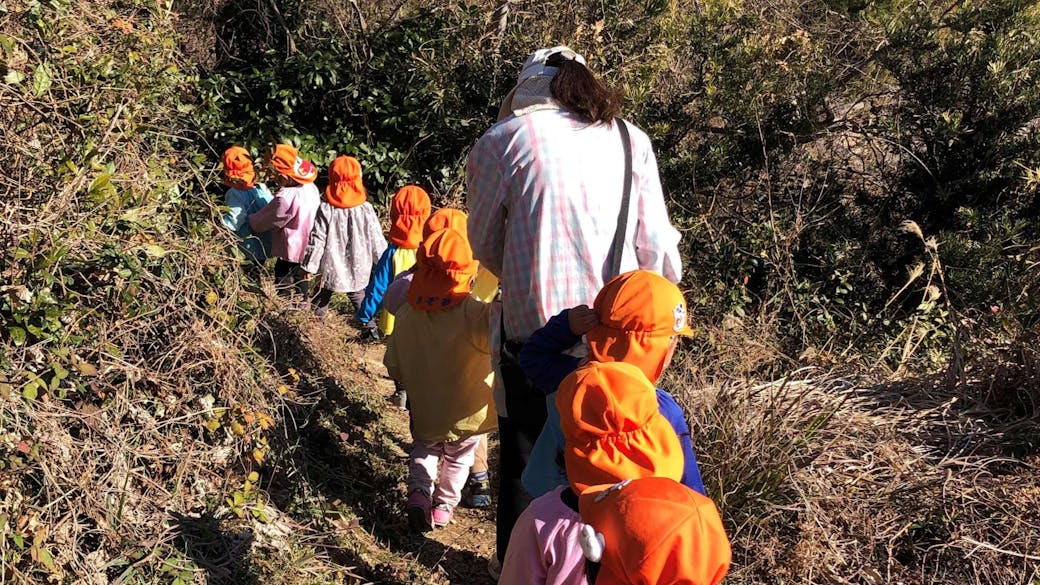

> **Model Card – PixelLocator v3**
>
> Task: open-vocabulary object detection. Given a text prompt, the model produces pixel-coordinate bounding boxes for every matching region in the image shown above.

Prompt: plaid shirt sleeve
[634,139,683,283]
[467,133,508,278]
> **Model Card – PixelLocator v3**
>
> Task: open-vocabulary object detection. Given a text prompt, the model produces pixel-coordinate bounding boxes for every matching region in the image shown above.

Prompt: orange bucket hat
[578,477,731,585]
[556,361,684,493]
[423,208,468,240]
[586,270,695,384]
[326,155,366,208]
[270,143,317,184]
[221,146,256,189]
[408,228,478,311]
[388,185,432,249]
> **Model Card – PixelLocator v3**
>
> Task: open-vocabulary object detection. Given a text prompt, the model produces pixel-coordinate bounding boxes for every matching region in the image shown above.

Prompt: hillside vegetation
[2,0,1039,583]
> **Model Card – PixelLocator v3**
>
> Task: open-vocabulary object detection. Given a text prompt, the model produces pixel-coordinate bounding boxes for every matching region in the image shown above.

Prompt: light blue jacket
[222,185,273,264]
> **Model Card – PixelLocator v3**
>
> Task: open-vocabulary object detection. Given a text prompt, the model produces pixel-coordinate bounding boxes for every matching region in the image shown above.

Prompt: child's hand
[568,305,599,335]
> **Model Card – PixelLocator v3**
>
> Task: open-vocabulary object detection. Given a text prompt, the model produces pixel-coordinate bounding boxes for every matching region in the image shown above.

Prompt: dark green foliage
[192,0,1040,369]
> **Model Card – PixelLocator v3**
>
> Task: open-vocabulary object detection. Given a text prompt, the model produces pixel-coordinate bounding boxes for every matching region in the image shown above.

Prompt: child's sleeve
[301,204,329,274]
[656,389,707,496]
[465,299,493,354]
[222,189,249,233]
[382,271,414,316]
[365,204,388,260]
[521,397,569,498]
[356,247,395,324]
[498,505,549,585]
[517,310,583,396]
[248,192,293,233]
[382,334,400,382]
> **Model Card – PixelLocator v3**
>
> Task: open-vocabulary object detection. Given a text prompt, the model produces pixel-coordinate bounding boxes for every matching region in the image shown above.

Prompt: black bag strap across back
[606,119,633,280]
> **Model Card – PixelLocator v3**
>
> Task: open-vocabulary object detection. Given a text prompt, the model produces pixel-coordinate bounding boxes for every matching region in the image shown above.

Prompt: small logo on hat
[673,303,687,332]
[294,157,316,178]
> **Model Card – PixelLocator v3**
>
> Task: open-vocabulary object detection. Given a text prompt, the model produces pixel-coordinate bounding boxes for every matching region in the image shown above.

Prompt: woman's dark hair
[548,56,624,124]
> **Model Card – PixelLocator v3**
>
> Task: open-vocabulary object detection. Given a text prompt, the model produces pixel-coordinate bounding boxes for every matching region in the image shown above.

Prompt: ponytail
[549,59,624,124]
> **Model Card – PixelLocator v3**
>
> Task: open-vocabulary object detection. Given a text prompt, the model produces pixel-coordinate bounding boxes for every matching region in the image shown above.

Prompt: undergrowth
[2,1,1039,584]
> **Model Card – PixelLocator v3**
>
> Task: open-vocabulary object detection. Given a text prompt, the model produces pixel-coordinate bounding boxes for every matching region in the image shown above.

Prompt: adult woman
[466,45,683,573]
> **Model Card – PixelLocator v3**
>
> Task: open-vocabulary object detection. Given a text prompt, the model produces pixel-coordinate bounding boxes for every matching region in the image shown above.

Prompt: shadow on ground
[255,308,497,583]
[858,340,1040,462]
[170,511,257,585]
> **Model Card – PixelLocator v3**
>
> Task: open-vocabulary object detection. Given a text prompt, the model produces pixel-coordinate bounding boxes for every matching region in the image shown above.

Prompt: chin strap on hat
[579,479,634,562]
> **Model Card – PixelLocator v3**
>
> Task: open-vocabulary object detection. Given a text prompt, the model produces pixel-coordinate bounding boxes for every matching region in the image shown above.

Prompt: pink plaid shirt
[467,109,683,343]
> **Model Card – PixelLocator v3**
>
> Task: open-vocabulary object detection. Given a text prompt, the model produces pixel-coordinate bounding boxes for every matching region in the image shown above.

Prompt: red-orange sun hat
[388,185,432,249]
[221,146,256,189]
[326,155,366,208]
[407,228,478,311]
[270,143,317,184]
[586,270,695,384]
[556,361,684,493]
[579,477,732,585]
[423,208,468,240]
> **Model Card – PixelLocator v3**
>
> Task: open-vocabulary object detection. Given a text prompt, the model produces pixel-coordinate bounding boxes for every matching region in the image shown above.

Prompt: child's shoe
[405,489,431,533]
[463,472,491,508]
[431,503,453,528]
[389,388,407,410]
[358,327,381,343]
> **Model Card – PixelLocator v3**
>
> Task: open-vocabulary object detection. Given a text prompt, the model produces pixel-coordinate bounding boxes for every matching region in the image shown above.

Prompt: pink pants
[408,435,482,508]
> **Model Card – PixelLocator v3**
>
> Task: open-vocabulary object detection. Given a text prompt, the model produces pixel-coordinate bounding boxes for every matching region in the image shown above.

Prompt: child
[499,360,685,584]
[381,208,498,506]
[219,146,273,266]
[248,144,321,298]
[301,155,387,319]
[518,269,706,498]
[356,185,431,338]
[383,228,497,531]
[383,208,499,315]
[578,477,731,585]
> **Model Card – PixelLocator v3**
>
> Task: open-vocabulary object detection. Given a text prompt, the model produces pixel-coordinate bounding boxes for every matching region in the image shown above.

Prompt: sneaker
[358,327,381,343]
[389,388,407,410]
[405,490,431,533]
[487,556,502,581]
[431,503,453,528]
[464,474,491,508]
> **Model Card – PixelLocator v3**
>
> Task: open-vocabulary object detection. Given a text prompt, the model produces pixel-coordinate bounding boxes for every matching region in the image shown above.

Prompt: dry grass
[4,2,1040,584]
[669,335,1040,585]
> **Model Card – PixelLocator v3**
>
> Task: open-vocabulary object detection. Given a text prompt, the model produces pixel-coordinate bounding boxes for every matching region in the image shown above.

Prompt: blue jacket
[222,185,273,264]
[518,309,706,498]
[356,243,398,324]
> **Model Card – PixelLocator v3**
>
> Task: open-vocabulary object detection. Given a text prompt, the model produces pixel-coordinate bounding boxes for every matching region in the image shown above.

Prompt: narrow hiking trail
[272,306,499,585]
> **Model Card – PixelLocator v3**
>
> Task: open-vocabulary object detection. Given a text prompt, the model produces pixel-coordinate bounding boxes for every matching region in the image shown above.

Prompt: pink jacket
[500,487,589,585]
[249,182,321,263]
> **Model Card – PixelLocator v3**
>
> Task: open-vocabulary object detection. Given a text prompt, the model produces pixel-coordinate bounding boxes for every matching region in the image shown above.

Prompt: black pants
[312,288,366,312]
[273,259,310,299]
[495,358,548,563]
[273,258,299,280]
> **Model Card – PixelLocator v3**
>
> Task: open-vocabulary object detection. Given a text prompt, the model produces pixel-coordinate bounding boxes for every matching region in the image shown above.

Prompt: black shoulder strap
[606,119,633,279]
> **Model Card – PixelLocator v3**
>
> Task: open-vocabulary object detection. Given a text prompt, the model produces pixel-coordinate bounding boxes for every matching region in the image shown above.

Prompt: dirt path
[286,309,500,585]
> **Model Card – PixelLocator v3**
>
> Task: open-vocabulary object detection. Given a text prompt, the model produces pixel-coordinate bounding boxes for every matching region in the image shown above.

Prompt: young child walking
[383,228,497,532]
[219,146,273,266]
[499,360,687,584]
[381,207,498,507]
[356,185,431,338]
[518,269,706,498]
[301,155,387,318]
[248,144,321,298]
